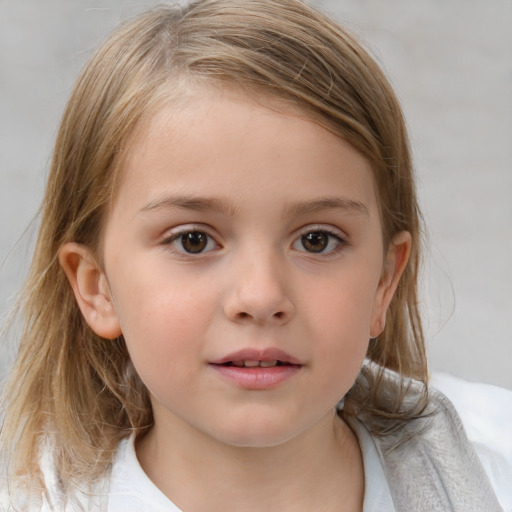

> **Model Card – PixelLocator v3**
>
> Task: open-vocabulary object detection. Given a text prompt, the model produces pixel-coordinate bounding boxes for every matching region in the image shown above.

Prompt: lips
[210,348,302,389]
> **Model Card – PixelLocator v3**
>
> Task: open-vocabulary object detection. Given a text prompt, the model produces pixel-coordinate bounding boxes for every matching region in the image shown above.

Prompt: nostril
[235,311,285,321]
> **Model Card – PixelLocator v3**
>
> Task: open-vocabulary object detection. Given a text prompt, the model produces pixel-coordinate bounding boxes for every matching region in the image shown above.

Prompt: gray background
[1,0,511,388]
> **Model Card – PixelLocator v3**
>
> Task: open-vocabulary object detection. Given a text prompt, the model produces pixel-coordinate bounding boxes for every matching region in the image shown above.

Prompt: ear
[370,231,412,338]
[58,242,122,339]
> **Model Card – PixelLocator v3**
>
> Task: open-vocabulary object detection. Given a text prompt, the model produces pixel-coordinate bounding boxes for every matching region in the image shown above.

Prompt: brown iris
[301,232,329,253]
[181,232,208,253]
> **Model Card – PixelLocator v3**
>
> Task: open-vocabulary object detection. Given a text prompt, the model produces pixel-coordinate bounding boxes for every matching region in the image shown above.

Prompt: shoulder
[352,364,507,511]
[428,373,512,457]
[429,373,512,512]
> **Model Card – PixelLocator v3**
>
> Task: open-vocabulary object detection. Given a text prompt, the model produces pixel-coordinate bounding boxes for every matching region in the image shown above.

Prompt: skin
[60,89,410,511]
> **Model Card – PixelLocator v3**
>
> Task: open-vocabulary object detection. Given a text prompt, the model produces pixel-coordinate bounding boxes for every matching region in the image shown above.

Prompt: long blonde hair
[1,0,427,497]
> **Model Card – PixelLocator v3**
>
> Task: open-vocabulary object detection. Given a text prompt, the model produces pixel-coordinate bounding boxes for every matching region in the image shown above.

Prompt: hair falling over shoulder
[1,0,428,498]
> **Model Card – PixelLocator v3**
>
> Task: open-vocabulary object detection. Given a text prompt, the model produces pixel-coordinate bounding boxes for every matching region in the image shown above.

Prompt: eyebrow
[139,195,239,216]
[283,196,369,217]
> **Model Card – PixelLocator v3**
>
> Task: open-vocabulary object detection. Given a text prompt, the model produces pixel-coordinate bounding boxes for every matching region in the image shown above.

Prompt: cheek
[111,274,218,379]
[307,272,379,339]
[301,269,380,381]
[113,262,217,333]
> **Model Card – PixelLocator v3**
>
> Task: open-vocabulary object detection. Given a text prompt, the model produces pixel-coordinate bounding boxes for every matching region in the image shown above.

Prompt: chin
[223,434,297,450]
[209,418,307,449]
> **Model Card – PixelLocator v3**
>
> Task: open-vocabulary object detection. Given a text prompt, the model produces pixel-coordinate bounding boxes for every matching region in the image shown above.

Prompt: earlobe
[370,231,412,338]
[58,243,122,339]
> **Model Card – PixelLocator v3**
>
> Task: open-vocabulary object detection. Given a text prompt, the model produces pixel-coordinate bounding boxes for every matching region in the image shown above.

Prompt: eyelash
[161,225,347,257]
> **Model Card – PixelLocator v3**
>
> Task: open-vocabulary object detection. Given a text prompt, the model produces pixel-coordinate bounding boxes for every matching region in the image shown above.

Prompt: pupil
[302,232,328,252]
[182,232,207,253]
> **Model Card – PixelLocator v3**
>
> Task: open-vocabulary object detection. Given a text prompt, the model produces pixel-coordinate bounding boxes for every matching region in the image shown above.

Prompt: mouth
[210,348,303,367]
[209,348,302,389]
[218,360,297,368]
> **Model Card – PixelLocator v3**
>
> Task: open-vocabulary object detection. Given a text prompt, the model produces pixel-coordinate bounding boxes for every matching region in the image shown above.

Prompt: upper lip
[211,348,303,366]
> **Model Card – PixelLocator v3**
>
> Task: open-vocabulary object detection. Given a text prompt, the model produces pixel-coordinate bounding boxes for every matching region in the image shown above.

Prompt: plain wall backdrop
[1,0,511,388]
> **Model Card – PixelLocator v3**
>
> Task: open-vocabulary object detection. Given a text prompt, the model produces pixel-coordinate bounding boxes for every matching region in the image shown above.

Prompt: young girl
[1,0,509,510]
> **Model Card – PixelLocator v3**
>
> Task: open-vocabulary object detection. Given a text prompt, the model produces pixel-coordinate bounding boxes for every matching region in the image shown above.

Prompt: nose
[223,250,295,326]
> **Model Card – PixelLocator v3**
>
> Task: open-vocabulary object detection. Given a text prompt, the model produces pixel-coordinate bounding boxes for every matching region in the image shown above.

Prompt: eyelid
[296,224,347,240]
[161,223,214,239]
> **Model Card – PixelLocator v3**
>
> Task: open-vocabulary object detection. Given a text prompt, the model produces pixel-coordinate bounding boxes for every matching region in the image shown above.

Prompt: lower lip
[210,364,301,389]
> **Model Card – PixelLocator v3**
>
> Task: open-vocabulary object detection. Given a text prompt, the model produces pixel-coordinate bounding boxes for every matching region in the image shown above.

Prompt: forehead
[114,88,379,219]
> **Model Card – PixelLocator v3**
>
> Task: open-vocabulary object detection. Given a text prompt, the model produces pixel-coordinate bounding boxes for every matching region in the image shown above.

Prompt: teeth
[259,360,278,367]
[229,360,280,367]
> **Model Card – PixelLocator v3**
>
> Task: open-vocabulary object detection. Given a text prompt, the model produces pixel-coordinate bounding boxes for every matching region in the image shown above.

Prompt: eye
[165,230,218,254]
[293,229,345,254]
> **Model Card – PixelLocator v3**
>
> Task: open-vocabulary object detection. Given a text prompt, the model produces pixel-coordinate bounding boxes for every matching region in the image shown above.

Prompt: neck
[136,411,364,512]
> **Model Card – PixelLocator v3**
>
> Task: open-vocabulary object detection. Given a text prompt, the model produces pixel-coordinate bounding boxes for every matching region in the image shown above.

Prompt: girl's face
[73,89,409,448]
